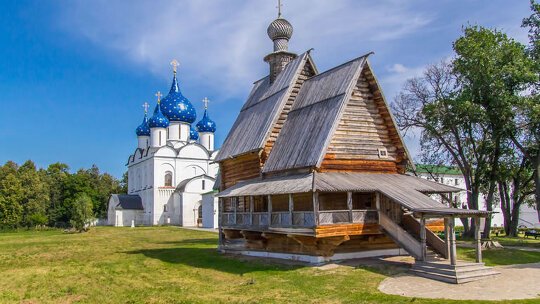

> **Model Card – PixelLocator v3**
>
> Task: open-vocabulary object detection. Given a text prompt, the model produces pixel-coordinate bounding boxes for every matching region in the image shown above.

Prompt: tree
[70,193,94,232]
[521,0,540,221]
[392,60,489,235]
[393,26,536,237]
[17,161,49,227]
[498,148,535,236]
[0,173,23,228]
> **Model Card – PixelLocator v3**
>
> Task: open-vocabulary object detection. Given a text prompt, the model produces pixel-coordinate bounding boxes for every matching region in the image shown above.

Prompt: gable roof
[215,51,316,162]
[262,55,368,173]
[113,194,143,210]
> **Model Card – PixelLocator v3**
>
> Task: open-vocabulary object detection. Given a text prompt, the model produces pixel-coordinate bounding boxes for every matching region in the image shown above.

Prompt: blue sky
[0,0,532,178]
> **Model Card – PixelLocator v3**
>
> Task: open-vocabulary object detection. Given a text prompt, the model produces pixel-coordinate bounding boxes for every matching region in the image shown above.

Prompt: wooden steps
[410,259,500,284]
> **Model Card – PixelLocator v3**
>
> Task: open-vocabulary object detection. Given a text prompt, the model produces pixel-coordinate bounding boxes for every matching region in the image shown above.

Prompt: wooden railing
[402,214,448,259]
[221,210,377,228]
[379,212,423,260]
[319,210,378,225]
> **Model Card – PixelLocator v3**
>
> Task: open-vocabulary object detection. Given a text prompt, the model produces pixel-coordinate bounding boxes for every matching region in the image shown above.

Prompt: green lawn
[0,227,538,304]
[492,236,540,248]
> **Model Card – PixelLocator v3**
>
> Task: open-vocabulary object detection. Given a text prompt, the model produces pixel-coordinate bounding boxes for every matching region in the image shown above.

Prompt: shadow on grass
[124,245,302,275]
[341,257,412,277]
[157,238,218,246]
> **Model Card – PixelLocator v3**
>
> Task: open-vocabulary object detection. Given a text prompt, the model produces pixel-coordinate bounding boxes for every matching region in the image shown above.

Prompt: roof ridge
[306,51,373,81]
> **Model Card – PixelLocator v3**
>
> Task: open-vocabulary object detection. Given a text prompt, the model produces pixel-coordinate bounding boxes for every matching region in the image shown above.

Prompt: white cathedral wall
[199,133,214,151]
[168,122,180,140]
[201,192,218,228]
[179,123,190,141]
[126,141,219,226]
[180,193,202,227]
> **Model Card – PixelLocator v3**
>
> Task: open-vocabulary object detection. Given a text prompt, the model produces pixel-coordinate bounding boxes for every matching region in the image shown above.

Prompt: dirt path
[378,262,540,301]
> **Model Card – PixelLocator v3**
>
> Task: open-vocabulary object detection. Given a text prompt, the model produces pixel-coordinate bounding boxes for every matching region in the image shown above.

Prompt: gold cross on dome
[276,0,283,17]
[202,97,210,110]
[170,59,180,73]
[155,91,162,104]
[142,102,150,114]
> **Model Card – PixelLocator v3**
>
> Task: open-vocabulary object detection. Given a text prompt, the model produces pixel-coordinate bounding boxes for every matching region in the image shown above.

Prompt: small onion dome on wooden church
[196,98,216,133]
[159,59,197,124]
[189,125,199,140]
[267,17,293,45]
[148,92,170,128]
[135,110,151,136]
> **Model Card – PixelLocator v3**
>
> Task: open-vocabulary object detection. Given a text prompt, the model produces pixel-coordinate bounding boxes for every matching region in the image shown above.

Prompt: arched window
[164,171,173,187]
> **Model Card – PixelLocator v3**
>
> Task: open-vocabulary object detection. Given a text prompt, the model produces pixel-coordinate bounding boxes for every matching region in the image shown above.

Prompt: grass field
[1,227,539,304]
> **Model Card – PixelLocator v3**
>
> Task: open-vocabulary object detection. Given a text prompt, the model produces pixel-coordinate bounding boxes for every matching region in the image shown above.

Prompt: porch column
[313,192,320,226]
[474,217,482,263]
[420,215,427,261]
[249,196,254,225]
[449,217,457,266]
[347,192,353,223]
[218,198,223,249]
[444,217,450,258]
[267,195,272,226]
[288,194,293,226]
[233,197,237,225]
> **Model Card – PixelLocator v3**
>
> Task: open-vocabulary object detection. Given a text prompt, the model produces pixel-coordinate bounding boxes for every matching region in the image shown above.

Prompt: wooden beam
[267,195,273,226]
[289,194,294,226]
[347,191,353,223]
[449,218,457,266]
[420,215,427,261]
[474,217,482,263]
[313,192,320,226]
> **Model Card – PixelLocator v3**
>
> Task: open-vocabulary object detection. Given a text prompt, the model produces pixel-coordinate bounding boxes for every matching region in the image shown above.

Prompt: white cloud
[55,0,433,99]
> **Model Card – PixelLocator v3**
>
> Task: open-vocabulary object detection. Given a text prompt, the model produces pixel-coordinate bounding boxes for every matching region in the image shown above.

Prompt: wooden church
[215,12,497,283]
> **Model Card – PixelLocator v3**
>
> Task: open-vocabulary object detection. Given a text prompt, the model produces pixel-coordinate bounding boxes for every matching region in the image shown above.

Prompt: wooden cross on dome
[155,91,162,104]
[202,97,210,110]
[142,102,150,114]
[170,59,180,74]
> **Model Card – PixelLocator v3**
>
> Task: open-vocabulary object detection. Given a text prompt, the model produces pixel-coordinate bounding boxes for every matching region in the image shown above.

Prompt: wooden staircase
[411,257,500,284]
[378,211,500,284]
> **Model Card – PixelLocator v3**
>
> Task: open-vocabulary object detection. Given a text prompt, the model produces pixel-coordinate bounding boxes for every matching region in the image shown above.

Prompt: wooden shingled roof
[215,52,316,162]
[217,172,463,212]
[262,55,368,173]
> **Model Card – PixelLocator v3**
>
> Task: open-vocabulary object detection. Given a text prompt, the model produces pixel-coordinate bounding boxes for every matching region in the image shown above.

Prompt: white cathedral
[108,61,219,227]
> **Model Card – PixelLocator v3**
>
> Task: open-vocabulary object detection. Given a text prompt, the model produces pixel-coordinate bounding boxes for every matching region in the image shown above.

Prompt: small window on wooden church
[202,180,205,190]
[378,147,388,159]
[319,192,347,211]
[164,171,173,187]
[292,193,313,211]
[163,204,168,212]
[271,194,289,212]
[352,192,374,210]
[253,196,268,212]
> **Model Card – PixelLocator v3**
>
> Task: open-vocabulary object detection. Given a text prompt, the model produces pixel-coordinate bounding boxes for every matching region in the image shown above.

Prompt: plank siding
[321,66,404,173]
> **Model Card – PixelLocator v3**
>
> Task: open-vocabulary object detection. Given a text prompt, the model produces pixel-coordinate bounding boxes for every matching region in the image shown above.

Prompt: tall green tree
[521,0,540,221]
[17,161,49,227]
[452,26,536,236]
[70,193,94,232]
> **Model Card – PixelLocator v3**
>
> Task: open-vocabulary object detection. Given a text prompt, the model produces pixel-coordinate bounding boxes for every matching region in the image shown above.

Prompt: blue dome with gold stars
[135,112,151,136]
[189,125,199,140]
[196,109,216,133]
[160,73,197,123]
[148,103,170,128]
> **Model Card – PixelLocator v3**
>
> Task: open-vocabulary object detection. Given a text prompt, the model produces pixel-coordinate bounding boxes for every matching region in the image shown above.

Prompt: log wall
[219,152,262,190]
[320,66,406,173]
